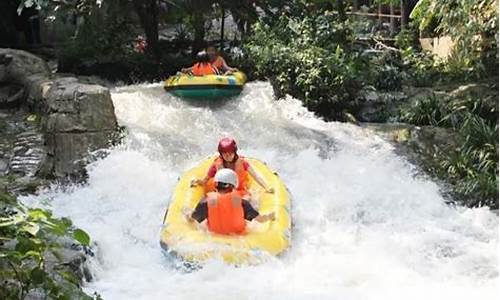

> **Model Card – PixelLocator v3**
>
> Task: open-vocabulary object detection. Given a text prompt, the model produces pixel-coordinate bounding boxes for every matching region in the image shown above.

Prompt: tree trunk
[192,8,205,55]
[336,0,346,21]
[353,0,359,11]
[220,5,225,45]
[132,0,160,59]
[390,5,396,36]
[228,0,259,38]
[400,0,409,28]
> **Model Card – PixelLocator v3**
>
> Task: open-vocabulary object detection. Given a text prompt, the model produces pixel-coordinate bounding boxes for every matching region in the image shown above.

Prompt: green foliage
[395,27,420,50]
[367,51,403,91]
[400,93,499,208]
[400,95,444,126]
[72,229,90,246]
[19,0,101,17]
[410,0,499,76]
[0,193,95,299]
[440,114,498,207]
[392,25,448,87]
[400,49,444,87]
[244,2,366,119]
[57,1,136,72]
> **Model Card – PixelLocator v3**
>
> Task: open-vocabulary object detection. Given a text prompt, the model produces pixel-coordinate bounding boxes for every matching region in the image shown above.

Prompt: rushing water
[23,82,498,299]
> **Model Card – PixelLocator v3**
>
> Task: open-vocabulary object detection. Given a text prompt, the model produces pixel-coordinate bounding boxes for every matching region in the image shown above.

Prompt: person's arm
[189,200,208,223]
[181,66,192,73]
[191,164,216,187]
[191,175,209,187]
[242,200,275,222]
[220,57,237,73]
[254,212,275,223]
[247,164,274,193]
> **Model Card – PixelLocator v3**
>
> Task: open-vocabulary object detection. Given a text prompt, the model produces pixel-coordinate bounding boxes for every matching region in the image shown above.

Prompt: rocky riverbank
[357,81,498,209]
[1,48,120,298]
[1,48,120,179]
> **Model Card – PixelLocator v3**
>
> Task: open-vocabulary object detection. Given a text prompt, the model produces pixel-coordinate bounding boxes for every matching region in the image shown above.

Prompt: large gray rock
[363,122,461,152]
[43,78,116,132]
[24,73,52,110]
[46,131,116,177]
[0,49,50,85]
[363,122,462,174]
[356,87,407,122]
[1,53,26,108]
[0,48,119,179]
[0,53,13,82]
[449,83,497,99]
[0,83,25,108]
[44,236,93,284]
[41,77,118,177]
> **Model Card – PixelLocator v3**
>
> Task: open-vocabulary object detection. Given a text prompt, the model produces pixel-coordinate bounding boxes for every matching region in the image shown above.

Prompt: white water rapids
[23,82,498,299]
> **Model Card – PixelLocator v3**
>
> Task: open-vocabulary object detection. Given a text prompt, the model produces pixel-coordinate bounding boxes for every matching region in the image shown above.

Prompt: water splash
[22,82,498,300]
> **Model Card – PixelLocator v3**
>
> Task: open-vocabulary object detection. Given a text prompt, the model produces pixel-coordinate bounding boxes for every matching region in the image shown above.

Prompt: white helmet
[214,168,238,188]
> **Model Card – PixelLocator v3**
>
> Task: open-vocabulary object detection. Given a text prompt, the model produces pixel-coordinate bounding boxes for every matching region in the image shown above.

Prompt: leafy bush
[244,8,367,119]
[57,7,137,74]
[367,50,403,91]
[0,192,96,299]
[400,94,499,208]
[400,95,445,126]
[410,0,499,77]
[440,114,498,207]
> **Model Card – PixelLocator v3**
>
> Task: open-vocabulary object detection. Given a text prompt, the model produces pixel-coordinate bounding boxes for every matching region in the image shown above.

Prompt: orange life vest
[191,63,217,76]
[207,191,245,235]
[212,156,248,191]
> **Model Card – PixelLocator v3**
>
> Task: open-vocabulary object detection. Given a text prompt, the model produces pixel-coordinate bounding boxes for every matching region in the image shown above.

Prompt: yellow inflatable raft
[164,71,247,99]
[160,156,291,265]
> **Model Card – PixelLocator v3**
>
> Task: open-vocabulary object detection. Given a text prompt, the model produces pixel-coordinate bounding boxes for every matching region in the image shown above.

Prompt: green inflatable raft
[164,71,247,99]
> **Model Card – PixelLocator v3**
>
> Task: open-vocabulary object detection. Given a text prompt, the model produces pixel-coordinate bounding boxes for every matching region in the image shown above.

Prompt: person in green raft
[181,51,220,76]
[206,45,238,75]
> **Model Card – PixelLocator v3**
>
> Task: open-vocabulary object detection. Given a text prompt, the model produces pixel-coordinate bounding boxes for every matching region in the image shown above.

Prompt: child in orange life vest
[206,46,238,75]
[181,51,220,76]
[191,137,274,195]
[187,169,275,235]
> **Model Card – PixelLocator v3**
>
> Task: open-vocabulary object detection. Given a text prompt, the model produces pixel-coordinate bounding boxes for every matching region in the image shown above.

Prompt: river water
[23,82,498,299]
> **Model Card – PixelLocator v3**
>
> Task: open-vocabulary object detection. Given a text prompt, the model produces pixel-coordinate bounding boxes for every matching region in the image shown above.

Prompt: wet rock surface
[355,83,498,124]
[356,87,407,122]
[1,48,119,179]
[1,111,41,173]
[361,122,463,202]
[362,123,461,159]
[1,48,113,297]
[0,110,50,192]
[41,77,119,177]
[0,83,25,108]
[43,237,94,285]
[0,49,50,86]
[10,130,46,177]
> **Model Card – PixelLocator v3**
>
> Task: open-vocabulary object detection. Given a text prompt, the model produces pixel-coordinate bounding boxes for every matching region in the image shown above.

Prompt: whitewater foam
[22,82,498,300]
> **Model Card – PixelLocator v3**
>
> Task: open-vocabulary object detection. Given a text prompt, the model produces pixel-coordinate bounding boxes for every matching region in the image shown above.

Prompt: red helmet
[218,137,237,153]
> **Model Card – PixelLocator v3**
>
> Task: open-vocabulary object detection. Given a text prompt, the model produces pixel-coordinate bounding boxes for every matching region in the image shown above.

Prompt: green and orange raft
[164,71,247,99]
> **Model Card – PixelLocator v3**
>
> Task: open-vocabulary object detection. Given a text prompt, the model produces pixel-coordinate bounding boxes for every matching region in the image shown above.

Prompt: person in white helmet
[187,168,275,235]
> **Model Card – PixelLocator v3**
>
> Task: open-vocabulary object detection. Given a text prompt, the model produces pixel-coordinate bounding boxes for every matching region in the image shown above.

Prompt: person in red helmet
[191,137,274,194]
